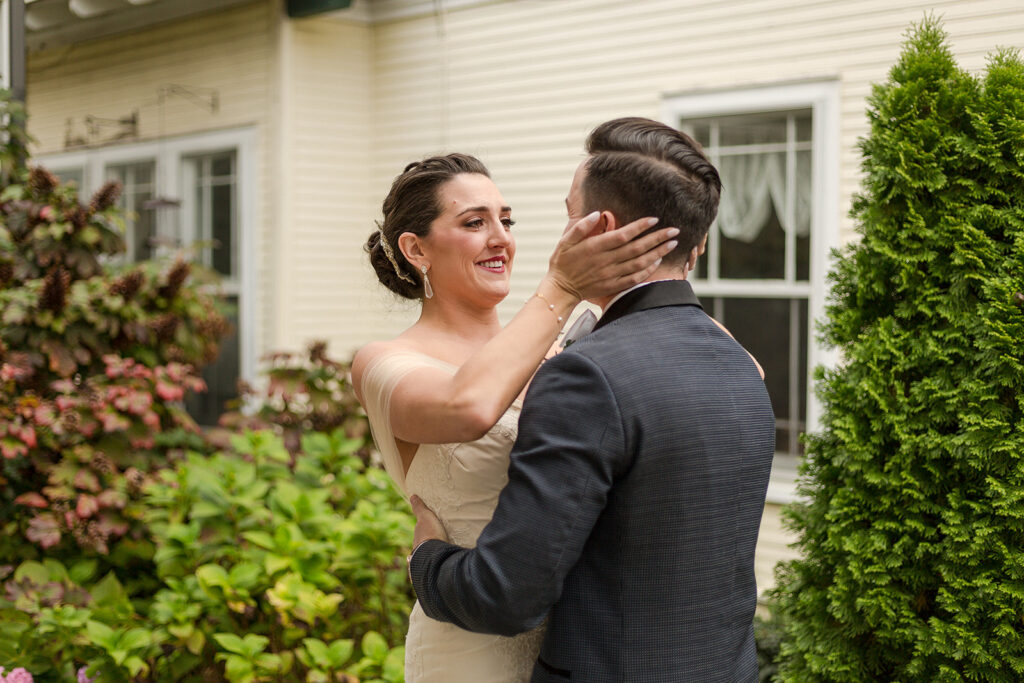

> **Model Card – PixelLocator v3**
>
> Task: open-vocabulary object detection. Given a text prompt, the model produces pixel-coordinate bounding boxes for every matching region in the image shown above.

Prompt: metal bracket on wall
[158,83,219,114]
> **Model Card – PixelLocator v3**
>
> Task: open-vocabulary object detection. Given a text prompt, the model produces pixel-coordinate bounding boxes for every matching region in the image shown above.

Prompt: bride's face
[419,173,516,308]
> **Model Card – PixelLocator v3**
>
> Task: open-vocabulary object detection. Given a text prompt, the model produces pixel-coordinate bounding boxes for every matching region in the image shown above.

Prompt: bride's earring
[421,265,434,299]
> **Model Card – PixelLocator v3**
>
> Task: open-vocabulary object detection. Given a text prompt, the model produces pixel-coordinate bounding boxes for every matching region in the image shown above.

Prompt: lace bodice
[359,351,545,682]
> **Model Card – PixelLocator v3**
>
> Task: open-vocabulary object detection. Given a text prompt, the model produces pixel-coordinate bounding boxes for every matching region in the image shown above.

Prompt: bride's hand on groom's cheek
[411,495,448,549]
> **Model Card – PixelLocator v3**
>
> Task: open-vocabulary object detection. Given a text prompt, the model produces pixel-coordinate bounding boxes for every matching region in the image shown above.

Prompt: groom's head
[578,117,721,269]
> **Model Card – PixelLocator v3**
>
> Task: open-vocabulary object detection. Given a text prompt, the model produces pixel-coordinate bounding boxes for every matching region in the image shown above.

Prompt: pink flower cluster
[0,667,33,683]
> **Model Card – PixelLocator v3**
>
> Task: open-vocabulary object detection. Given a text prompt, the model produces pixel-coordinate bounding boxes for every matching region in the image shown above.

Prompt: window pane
[719,203,786,279]
[796,149,811,281]
[795,113,813,142]
[190,151,237,279]
[688,122,711,147]
[718,112,788,146]
[51,167,84,188]
[134,163,153,185]
[185,296,238,427]
[132,195,157,262]
[211,154,233,178]
[106,161,156,263]
[211,183,233,276]
[716,296,808,456]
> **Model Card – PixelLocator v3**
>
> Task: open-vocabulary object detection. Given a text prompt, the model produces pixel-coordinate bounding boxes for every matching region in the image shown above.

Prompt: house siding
[363,0,1024,337]
[277,16,376,353]
[25,0,280,360]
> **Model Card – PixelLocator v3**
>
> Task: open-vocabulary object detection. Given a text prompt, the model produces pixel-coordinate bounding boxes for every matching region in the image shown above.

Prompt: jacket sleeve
[409,350,629,636]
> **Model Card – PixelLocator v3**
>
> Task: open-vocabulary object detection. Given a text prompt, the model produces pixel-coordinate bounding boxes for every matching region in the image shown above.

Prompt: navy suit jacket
[410,280,776,682]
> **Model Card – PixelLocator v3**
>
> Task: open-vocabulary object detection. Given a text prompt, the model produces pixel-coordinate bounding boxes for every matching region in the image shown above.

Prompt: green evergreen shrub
[773,18,1024,682]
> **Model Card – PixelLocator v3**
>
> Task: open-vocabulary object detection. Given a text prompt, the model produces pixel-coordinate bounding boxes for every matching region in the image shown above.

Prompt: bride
[351,153,677,682]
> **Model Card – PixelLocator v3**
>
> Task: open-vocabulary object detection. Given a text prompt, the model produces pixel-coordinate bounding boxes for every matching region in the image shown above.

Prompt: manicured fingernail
[665,241,678,251]
[653,258,663,267]
[585,211,600,221]
[667,228,680,237]
[646,217,660,227]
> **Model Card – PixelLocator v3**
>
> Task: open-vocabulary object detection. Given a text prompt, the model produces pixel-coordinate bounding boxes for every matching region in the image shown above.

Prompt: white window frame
[36,127,259,387]
[663,81,840,502]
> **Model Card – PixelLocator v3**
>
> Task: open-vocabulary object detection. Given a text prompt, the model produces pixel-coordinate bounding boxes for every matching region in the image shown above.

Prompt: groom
[408,117,776,682]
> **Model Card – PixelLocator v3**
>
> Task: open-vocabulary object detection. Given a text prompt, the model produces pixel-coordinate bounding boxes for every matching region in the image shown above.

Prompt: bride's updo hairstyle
[366,153,491,299]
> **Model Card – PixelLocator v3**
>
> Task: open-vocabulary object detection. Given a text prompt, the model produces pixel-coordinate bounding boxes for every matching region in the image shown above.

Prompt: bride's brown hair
[366,153,491,299]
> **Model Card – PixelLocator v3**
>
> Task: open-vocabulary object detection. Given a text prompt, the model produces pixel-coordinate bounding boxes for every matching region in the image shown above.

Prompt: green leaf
[85,620,117,649]
[90,572,127,606]
[241,530,276,549]
[361,631,388,663]
[186,628,206,655]
[328,638,355,667]
[124,655,147,677]
[303,638,332,668]
[13,561,49,584]
[190,500,225,518]
[1,184,23,201]
[265,554,292,576]
[254,652,282,672]
[196,564,231,592]
[382,646,405,682]
[212,632,247,655]
[41,558,70,583]
[228,562,263,589]
[69,558,99,584]
[221,653,256,683]
[118,628,152,651]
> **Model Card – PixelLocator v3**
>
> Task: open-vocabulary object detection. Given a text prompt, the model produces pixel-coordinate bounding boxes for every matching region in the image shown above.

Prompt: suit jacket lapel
[592,280,703,333]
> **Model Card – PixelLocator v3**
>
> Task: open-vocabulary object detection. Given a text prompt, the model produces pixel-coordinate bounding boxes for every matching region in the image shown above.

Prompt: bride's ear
[398,232,427,270]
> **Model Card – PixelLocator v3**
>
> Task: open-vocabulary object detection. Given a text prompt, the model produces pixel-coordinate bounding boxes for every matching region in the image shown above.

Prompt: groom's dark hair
[583,117,721,261]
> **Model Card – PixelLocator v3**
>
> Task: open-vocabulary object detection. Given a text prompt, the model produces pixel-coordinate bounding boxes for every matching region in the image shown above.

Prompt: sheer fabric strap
[360,351,456,494]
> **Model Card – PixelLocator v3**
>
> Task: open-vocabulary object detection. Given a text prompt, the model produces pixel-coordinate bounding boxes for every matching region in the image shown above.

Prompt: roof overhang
[286,0,352,19]
[26,0,260,52]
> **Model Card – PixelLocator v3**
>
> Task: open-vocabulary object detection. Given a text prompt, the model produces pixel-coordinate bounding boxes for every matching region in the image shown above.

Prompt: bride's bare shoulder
[353,340,396,376]
[351,339,426,393]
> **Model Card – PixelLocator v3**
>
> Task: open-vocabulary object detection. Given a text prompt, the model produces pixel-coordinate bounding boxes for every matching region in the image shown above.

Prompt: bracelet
[530,292,564,324]
[407,539,430,582]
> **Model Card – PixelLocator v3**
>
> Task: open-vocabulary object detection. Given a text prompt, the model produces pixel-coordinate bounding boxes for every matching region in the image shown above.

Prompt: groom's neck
[594,265,687,312]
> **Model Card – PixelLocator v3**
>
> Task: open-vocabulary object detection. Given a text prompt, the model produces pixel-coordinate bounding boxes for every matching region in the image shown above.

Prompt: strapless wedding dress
[360,351,545,683]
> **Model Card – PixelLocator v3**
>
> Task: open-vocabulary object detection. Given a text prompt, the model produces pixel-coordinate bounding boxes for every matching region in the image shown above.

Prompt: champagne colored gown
[360,351,545,683]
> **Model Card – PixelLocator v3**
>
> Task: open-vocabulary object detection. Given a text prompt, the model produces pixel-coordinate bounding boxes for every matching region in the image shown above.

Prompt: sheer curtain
[717,152,811,243]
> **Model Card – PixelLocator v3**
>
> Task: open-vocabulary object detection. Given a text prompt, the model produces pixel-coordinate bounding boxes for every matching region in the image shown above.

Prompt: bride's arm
[353,213,679,444]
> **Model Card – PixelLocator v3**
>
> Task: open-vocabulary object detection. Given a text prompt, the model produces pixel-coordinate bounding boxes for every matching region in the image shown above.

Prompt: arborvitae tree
[773,18,1024,682]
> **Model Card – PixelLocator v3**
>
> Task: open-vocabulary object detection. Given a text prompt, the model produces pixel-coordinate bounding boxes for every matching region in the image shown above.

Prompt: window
[106,161,157,262]
[37,129,257,428]
[664,83,839,498]
[49,167,84,188]
[182,151,240,427]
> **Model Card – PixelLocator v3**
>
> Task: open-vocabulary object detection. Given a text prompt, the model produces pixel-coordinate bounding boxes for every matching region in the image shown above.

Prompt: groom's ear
[598,210,619,234]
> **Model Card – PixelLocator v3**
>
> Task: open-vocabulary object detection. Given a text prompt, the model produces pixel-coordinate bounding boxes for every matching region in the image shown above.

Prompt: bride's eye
[465,218,484,230]
[502,218,516,230]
